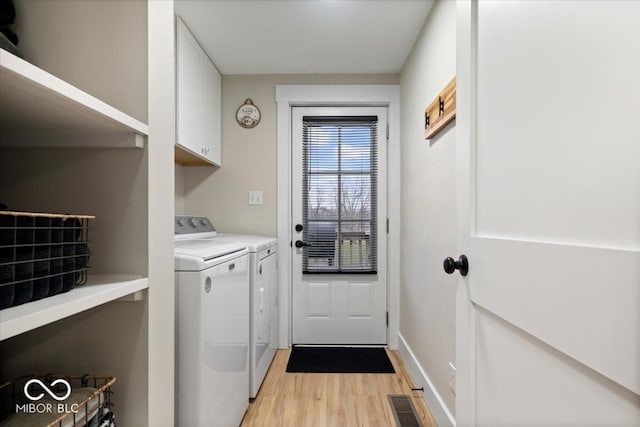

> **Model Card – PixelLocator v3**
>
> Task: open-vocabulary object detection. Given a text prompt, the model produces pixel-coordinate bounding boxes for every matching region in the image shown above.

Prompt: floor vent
[388,394,423,427]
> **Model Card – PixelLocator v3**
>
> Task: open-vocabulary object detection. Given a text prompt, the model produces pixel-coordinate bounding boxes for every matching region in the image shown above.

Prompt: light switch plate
[249,191,264,205]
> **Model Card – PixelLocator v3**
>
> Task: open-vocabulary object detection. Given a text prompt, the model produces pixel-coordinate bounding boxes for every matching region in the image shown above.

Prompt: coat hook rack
[424,76,456,140]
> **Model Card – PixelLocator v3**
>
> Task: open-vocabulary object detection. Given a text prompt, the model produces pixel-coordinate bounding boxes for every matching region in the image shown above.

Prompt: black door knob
[295,240,311,248]
[295,224,304,232]
[443,255,469,276]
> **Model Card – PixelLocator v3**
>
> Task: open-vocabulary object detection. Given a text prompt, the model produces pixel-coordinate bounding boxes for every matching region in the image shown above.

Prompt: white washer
[174,216,249,427]
[213,234,278,398]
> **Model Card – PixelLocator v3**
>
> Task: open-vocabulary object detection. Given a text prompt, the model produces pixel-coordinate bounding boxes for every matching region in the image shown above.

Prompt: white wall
[180,74,398,236]
[13,0,148,123]
[399,0,457,420]
[175,165,185,215]
[147,2,176,425]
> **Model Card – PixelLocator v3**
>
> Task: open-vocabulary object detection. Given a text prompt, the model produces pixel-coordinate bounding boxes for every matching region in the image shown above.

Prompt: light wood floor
[240,348,437,427]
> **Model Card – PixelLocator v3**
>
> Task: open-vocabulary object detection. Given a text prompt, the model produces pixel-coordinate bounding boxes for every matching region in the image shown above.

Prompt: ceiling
[174,0,434,75]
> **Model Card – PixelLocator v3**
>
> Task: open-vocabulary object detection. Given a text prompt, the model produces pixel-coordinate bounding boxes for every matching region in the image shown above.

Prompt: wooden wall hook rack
[424,76,456,140]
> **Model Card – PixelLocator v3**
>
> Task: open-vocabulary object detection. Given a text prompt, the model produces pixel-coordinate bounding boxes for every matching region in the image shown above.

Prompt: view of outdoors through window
[302,117,378,273]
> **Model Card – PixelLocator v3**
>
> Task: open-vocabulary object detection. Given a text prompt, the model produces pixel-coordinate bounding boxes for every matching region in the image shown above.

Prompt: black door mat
[286,346,395,373]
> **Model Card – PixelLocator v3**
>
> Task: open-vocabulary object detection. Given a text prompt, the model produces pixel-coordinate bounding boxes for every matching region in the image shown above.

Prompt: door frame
[276,84,401,349]
[290,105,389,345]
[455,0,475,424]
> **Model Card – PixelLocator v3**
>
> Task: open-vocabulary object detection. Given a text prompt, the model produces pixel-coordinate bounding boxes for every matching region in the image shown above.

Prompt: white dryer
[213,234,278,398]
[174,216,249,427]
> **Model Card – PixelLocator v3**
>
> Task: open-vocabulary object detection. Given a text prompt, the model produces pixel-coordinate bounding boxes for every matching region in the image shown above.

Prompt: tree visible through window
[301,116,378,274]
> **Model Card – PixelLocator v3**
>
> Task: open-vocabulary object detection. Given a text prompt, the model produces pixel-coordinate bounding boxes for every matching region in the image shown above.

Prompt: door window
[301,116,378,274]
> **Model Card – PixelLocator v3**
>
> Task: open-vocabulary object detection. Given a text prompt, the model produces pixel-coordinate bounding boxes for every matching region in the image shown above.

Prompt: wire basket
[0,211,95,310]
[0,374,116,427]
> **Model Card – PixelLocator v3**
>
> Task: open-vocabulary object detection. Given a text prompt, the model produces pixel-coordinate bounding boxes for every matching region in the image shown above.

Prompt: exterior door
[291,106,388,344]
[456,1,640,425]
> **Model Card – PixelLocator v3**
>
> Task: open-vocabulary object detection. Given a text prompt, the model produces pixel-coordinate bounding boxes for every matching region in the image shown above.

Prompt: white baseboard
[398,333,456,427]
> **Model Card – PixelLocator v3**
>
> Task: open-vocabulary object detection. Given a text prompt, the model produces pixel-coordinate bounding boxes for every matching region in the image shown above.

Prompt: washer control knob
[201,219,208,226]
[177,218,184,227]
[189,218,198,227]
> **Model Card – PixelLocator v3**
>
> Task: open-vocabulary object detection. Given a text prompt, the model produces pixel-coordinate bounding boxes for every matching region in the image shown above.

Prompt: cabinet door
[176,17,202,157]
[175,17,221,166]
[202,56,222,165]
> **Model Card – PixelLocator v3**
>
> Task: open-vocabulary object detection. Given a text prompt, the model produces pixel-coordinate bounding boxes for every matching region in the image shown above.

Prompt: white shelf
[0,49,148,147]
[0,274,149,341]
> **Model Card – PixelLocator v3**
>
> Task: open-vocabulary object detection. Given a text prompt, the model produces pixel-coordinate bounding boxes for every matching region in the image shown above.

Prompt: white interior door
[456,1,640,425]
[291,106,388,345]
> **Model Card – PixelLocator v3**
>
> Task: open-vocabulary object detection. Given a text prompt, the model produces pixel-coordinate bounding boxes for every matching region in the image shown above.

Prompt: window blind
[301,116,378,274]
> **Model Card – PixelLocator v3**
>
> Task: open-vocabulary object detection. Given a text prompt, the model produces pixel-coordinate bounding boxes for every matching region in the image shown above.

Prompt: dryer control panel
[175,216,216,235]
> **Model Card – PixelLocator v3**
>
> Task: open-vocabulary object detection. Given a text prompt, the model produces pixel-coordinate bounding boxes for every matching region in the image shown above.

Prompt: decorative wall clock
[236,98,261,128]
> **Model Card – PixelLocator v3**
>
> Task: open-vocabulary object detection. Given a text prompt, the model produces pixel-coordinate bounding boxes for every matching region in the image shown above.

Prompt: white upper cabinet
[175,16,222,166]
[201,53,222,165]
